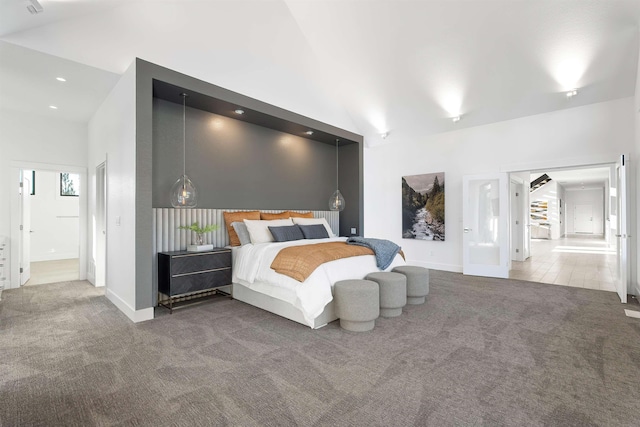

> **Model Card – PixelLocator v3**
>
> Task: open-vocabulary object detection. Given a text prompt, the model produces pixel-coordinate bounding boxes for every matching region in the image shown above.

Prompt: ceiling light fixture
[27,0,43,14]
[452,116,461,123]
[328,139,345,212]
[305,130,314,135]
[56,77,66,82]
[170,93,198,208]
[566,89,578,98]
[49,105,58,110]
[234,109,244,115]
[380,132,389,139]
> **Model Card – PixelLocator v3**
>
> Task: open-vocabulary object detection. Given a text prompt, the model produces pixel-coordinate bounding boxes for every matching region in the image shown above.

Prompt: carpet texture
[1,272,639,426]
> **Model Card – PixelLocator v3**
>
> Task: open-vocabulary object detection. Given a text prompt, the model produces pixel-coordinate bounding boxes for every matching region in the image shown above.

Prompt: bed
[231,237,406,328]
[152,208,405,328]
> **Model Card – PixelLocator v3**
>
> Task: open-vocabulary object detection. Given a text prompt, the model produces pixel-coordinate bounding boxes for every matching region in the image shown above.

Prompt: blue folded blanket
[346,237,401,270]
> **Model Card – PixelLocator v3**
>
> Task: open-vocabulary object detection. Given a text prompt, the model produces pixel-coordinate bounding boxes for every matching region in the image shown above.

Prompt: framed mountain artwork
[402,172,445,241]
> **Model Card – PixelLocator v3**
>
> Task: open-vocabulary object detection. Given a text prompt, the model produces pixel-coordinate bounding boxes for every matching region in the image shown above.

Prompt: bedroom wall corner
[88,61,138,315]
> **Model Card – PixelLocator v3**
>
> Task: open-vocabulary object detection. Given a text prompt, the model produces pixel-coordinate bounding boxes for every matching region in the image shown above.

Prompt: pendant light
[170,93,198,208]
[329,139,345,211]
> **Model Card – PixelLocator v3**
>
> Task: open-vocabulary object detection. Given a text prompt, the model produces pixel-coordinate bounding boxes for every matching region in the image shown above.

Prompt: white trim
[31,253,79,262]
[499,157,617,174]
[634,283,640,298]
[106,289,154,323]
[406,259,462,273]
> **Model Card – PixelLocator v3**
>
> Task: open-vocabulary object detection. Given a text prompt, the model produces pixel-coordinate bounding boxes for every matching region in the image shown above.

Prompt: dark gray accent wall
[338,143,362,237]
[153,98,336,210]
[135,58,364,310]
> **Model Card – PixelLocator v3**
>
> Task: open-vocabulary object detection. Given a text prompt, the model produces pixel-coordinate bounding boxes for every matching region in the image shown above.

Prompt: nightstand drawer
[170,250,231,275]
[168,267,231,296]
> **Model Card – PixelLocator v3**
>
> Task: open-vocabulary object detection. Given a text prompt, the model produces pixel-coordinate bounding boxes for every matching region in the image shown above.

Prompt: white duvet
[232,237,406,326]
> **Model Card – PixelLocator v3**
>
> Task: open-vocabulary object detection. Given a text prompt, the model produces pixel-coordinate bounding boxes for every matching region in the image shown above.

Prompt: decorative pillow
[291,217,335,237]
[287,211,314,218]
[261,211,290,220]
[299,224,330,240]
[224,211,260,246]
[244,218,294,244]
[231,222,252,246]
[268,225,304,242]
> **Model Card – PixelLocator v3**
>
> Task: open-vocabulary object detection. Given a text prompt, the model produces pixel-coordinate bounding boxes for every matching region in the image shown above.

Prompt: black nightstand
[158,248,232,313]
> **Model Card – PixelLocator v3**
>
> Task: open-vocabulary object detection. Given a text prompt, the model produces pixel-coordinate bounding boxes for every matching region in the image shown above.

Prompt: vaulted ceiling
[1,0,639,145]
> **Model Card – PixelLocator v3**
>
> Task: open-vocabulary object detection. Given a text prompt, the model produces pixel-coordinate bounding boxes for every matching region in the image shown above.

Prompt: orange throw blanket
[270,242,374,282]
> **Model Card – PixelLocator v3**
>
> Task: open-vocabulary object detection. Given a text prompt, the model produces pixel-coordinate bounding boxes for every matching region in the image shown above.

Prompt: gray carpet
[1,272,639,426]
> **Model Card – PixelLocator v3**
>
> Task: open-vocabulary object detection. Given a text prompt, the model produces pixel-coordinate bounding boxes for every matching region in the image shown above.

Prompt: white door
[574,204,593,234]
[463,173,510,278]
[20,175,32,285]
[96,163,107,287]
[614,155,629,304]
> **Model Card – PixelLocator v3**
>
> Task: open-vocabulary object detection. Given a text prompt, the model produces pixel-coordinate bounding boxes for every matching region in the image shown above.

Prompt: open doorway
[9,162,88,289]
[509,165,616,292]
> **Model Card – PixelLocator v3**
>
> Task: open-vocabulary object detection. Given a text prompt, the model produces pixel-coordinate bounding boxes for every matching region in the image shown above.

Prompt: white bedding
[232,237,406,326]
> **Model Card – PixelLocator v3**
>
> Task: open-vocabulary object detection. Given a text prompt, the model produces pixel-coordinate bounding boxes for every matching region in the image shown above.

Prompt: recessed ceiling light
[452,116,461,123]
[305,130,314,135]
[566,89,578,98]
[56,77,66,82]
[234,109,244,115]
[49,105,58,109]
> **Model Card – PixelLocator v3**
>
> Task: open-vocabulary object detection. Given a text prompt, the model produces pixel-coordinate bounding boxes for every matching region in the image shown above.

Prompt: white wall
[0,108,87,284]
[635,31,640,298]
[29,170,80,261]
[365,97,636,276]
[87,62,149,321]
[565,188,605,235]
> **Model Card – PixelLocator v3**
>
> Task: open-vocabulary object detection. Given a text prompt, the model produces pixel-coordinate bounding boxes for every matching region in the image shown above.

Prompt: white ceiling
[534,166,611,189]
[0,0,638,140]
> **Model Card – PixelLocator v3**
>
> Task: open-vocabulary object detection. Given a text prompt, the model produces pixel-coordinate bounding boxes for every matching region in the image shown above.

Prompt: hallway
[510,235,616,292]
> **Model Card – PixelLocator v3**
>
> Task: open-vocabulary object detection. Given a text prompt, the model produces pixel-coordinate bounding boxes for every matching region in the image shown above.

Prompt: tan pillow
[224,211,260,246]
[287,211,314,218]
[261,211,290,220]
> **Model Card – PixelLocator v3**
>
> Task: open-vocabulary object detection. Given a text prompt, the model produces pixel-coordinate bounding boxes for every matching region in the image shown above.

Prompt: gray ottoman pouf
[334,279,379,332]
[365,272,407,317]
[392,266,429,304]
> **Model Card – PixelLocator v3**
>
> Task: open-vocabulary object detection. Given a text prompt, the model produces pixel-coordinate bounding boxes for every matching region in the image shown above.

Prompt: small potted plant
[178,222,219,251]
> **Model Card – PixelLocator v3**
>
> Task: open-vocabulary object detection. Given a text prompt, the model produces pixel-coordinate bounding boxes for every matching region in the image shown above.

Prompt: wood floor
[510,235,616,292]
[25,258,79,286]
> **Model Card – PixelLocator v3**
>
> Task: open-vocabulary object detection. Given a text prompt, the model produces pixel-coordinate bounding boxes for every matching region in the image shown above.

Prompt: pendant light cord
[182,94,186,178]
[336,139,339,189]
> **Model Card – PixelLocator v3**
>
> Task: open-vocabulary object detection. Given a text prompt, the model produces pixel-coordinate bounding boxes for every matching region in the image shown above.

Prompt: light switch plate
[115,216,121,226]
[350,227,357,235]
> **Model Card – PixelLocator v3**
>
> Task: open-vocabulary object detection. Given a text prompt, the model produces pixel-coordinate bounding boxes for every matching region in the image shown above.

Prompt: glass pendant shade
[329,189,345,211]
[170,92,198,208]
[170,174,198,208]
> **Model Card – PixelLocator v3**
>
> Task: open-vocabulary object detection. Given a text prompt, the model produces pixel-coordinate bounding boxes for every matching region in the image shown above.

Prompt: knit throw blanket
[346,237,402,270]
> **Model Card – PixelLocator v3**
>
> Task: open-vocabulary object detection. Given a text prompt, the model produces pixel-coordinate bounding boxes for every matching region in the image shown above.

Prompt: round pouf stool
[334,279,379,332]
[365,272,407,318]
[392,266,429,305]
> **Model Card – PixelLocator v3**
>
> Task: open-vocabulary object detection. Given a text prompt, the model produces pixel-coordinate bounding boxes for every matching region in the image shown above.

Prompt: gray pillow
[231,221,252,245]
[299,224,330,239]
[268,225,304,242]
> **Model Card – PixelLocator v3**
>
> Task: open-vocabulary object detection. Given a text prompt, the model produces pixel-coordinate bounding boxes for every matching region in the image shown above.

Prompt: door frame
[10,161,88,289]
[95,161,107,288]
[501,156,631,300]
[509,175,526,262]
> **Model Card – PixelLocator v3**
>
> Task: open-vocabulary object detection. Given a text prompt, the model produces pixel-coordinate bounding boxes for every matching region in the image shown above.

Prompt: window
[60,172,80,197]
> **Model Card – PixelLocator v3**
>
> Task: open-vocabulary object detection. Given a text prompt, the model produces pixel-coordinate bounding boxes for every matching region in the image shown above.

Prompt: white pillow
[291,217,335,237]
[243,218,294,244]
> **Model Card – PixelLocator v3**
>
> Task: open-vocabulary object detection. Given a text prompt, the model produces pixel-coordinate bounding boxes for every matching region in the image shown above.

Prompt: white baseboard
[106,289,154,323]
[406,259,462,273]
